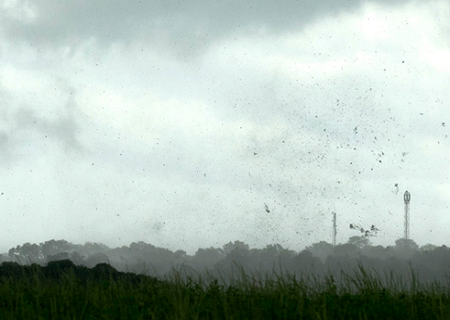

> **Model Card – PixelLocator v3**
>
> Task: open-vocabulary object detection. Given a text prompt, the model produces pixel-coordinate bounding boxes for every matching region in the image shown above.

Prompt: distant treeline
[1,237,448,286]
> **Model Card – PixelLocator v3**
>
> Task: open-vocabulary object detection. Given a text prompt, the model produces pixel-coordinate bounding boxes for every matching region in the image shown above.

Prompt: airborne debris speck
[392,183,399,195]
[264,203,270,213]
[351,223,380,237]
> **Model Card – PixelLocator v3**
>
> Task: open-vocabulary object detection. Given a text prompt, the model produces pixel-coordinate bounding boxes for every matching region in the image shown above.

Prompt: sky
[0,0,449,255]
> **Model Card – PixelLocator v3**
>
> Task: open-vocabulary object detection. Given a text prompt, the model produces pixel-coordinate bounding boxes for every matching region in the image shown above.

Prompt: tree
[395,238,419,251]
[305,241,334,262]
[419,243,437,252]
[82,242,110,256]
[347,236,370,249]
[214,245,251,276]
[393,238,419,260]
[258,244,296,273]
[8,242,42,264]
[129,241,155,253]
[47,252,70,263]
[334,243,359,257]
[69,251,86,266]
[41,240,72,258]
[192,247,224,270]
[222,241,249,255]
[290,250,323,275]
[173,250,187,263]
[362,245,388,260]
[85,252,109,268]
[21,243,41,263]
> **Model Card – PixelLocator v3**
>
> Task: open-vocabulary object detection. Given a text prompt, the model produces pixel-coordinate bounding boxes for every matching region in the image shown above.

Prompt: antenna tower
[404,191,411,241]
[332,212,337,246]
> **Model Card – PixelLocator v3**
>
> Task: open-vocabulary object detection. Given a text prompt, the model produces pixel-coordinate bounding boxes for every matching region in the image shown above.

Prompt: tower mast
[404,190,411,241]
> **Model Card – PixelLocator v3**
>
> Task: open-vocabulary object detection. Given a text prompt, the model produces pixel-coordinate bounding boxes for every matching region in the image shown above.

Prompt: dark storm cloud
[1,0,420,56]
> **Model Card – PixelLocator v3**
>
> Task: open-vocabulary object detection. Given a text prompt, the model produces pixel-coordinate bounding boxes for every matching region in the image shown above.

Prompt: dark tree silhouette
[41,239,72,258]
[305,241,334,262]
[222,240,249,255]
[347,235,370,249]
[192,247,225,270]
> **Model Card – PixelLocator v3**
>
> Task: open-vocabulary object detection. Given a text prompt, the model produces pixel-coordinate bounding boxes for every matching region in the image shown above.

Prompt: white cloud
[1,0,37,23]
[420,46,450,73]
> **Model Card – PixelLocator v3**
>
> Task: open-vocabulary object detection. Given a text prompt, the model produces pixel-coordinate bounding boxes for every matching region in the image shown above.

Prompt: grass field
[1,260,450,319]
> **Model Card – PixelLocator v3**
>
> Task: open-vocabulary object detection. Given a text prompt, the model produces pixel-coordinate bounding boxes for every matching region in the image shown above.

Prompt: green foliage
[1,260,450,319]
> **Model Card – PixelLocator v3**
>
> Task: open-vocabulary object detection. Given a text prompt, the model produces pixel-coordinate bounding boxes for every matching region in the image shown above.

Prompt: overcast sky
[0,0,449,255]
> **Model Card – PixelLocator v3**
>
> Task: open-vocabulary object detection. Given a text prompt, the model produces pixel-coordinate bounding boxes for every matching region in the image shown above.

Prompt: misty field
[1,260,450,319]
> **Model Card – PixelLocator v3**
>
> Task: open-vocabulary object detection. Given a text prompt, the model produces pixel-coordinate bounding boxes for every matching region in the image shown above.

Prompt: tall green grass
[1,261,450,319]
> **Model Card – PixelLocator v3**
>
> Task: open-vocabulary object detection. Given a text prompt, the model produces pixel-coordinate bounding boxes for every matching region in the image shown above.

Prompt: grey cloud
[1,84,86,160]
[0,131,9,148]
[14,107,84,153]
[1,0,421,57]
[0,128,14,165]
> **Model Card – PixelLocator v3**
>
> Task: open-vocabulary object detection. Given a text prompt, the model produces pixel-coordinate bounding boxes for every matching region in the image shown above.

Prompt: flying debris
[442,122,446,127]
[350,223,380,237]
[350,224,366,234]
[392,183,399,195]
[401,152,409,163]
[362,225,381,237]
[353,126,359,134]
[264,203,270,213]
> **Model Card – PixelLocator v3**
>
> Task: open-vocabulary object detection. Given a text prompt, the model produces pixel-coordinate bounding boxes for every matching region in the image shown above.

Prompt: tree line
[1,237,447,286]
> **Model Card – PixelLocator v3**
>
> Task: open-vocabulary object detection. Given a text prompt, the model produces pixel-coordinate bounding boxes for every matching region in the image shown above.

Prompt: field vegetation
[1,258,450,319]
[2,237,450,318]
